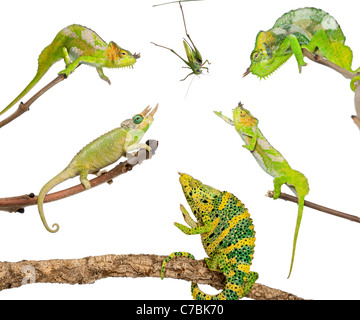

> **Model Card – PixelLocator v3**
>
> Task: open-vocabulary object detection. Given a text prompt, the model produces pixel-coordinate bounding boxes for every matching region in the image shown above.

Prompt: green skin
[37,104,158,233]
[151,1,209,81]
[161,173,258,300]
[244,7,360,91]
[215,104,309,278]
[1,24,139,115]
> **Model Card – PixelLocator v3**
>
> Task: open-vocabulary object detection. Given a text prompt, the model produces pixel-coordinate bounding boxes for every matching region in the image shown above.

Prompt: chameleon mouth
[139,103,158,118]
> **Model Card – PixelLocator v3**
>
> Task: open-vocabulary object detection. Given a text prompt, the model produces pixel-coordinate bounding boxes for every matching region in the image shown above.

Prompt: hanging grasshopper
[151,1,210,81]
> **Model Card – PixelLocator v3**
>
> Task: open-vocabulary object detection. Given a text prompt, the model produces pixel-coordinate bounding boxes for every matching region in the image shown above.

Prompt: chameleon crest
[215,103,309,277]
[1,24,140,116]
[37,104,158,233]
[161,173,258,300]
[243,7,360,91]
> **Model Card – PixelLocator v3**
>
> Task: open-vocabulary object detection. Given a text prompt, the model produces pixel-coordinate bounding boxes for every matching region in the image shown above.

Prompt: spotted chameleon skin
[245,7,360,90]
[161,173,258,300]
[1,24,139,115]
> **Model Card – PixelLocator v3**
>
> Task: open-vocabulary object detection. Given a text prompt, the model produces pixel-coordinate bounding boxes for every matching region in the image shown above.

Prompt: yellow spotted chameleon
[1,24,139,116]
[243,7,360,91]
[161,173,258,300]
[215,103,309,277]
[37,104,158,233]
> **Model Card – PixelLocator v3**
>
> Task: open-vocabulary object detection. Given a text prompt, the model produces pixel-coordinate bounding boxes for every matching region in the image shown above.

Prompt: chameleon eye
[240,110,247,117]
[133,114,143,124]
[251,51,261,62]
[119,50,128,56]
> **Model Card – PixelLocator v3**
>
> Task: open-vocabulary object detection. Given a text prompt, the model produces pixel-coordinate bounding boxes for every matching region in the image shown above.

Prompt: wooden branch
[302,49,360,129]
[266,190,360,223]
[0,253,304,300]
[0,74,67,129]
[0,140,159,213]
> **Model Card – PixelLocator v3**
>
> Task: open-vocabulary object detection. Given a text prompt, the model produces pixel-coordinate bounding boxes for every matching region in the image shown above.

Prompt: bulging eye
[251,51,261,62]
[133,114,143,124]
[240,110,247,117]
[120,50,128,56]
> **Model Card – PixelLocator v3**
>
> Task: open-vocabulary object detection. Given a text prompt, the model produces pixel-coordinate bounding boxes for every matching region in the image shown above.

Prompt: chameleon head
[233,102,258,128]
[121,104,158,132]
[105,41,140,68]
[243,31,292,79]
[178,173,221,220]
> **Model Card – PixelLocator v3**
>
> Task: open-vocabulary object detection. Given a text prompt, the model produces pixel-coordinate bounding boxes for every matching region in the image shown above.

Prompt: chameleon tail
[37,167,74,233]
[0,43,60,115]
[287,194,305,278]
[191,271,258,300]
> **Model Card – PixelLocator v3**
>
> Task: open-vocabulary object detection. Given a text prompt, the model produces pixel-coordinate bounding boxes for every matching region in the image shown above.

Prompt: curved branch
[266,190,360,223]
[0,253,304,300]
[0,140,159,213]
[0,74,67,129]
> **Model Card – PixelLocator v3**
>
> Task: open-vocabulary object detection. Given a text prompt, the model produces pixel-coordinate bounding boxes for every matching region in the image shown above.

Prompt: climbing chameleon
[1,24,139,115]
[161,173,258,300]
[215,103,309,277]
[37,104,158,233]
[243,7,360,91]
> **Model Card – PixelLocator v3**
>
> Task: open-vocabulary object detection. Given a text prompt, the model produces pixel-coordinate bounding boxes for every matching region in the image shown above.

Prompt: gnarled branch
[0,253,304,300]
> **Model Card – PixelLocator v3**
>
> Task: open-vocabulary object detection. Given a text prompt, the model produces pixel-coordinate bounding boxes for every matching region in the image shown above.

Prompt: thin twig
[0,140,159,213]
[302,49,360,129]
[0,253,304,300]
[0,74,67,129]
[266,190,360,223]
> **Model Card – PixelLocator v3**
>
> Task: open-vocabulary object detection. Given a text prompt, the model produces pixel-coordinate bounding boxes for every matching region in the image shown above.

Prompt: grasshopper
[151,1,210,81]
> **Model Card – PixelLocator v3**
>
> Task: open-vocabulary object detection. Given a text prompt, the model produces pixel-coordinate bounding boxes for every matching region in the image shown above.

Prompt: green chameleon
[37,104,158,233]
[215,103,309,277]
[161,173,258,300]
[1,24,139,116]
[243,7,360,91]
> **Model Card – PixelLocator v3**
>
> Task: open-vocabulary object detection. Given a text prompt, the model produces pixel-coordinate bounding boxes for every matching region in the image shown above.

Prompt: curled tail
[288,194,305,278]
[0,43,60,115]
[191,271,258,300]
[37,167,74,233]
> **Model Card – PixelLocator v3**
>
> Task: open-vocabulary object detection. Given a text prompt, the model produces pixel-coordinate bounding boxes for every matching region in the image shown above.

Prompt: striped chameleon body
[215,103,309,277]
[1,24,139,115]
[161,173,258,300]
[37,104,158,233]
[243,7,360,91]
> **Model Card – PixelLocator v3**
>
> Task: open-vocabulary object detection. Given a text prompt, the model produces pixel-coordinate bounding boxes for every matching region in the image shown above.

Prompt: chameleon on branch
[1,24,140,116]
[37,104,158,233]
[243,7,360,91]
[215,103,309,277]
[161,173,258,300]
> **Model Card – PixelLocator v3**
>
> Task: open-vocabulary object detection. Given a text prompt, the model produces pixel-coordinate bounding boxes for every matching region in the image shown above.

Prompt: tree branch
[0,74,68,129]
[0,253,304,300]
[301,49,360,129]
[266,190,360,223]
[0,140,159,213]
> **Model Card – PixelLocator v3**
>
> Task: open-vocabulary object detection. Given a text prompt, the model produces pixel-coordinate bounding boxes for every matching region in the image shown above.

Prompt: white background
[1,0,360,300]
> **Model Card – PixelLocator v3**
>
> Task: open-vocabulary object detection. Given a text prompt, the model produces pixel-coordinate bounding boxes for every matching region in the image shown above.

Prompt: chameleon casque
[1,24,139,115]
[243,7,360,91]
[215,104,309,277]
[161,173,258,300]
[37,104,158,233]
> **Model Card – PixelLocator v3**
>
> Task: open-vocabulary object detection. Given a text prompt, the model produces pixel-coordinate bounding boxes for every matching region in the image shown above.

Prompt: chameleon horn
[243,67,250,77]
[149,103,159,117]
[139,105,151,118]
